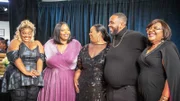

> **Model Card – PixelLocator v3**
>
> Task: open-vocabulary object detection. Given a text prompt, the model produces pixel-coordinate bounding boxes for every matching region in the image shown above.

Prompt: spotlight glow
[0,0,8,2]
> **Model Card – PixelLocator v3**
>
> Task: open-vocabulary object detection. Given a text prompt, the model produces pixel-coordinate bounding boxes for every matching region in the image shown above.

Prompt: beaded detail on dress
[76,44,110,101]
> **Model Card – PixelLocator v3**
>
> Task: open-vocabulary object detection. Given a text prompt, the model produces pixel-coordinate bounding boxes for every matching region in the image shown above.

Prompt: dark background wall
[0,2,8,21]
[37,0,180,49]
[0,0,180,49]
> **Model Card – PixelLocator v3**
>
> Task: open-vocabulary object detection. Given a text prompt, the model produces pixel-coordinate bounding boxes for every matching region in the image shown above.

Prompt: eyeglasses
[147,26,163,31]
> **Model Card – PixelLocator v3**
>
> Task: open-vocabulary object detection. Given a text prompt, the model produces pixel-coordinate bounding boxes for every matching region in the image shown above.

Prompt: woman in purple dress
[38,22,81,101]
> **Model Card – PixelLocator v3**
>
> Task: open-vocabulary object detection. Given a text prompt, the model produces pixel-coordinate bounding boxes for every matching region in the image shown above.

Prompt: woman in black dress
[74,24,110,101]
[138,19,180,101]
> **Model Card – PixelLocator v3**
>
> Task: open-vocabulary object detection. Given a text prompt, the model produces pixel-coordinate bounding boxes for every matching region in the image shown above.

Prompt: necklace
[146,40,164,55]
[112,30,128,48]
[92,42,107,45]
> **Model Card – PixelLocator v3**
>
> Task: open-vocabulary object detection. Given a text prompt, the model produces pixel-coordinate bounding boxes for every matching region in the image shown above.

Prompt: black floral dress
[76,44,109,101]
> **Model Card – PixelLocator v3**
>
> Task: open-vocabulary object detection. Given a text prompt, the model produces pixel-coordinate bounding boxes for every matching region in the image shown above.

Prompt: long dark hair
[93,24,111,44]
[52,22,72,44]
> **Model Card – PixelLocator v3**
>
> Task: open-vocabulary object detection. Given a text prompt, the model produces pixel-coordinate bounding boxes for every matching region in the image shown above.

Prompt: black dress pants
[106,85,138,101]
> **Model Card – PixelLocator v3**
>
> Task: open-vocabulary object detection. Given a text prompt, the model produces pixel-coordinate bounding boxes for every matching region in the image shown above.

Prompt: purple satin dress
[38,39,81,101]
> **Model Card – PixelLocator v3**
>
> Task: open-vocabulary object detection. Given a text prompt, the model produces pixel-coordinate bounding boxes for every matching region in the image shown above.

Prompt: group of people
[1,12,180,101]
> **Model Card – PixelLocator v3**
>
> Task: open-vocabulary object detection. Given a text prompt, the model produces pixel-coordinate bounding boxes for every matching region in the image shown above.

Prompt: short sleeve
[6,50,19,63]
[76,50,83,70]
[38,53,45,62]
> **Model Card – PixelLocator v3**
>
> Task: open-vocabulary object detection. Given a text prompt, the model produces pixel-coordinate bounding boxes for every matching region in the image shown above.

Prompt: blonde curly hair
[14,20,36,42]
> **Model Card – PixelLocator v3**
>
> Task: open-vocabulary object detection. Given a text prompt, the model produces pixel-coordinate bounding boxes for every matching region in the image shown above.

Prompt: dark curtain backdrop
[9,0,180,49]
[37,0,180,49]
[9,0,39,40]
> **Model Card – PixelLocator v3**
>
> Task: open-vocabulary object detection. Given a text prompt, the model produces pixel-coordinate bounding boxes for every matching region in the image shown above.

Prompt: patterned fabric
[76,44,110,101]
[38,53,45,62]
[1,42,44,92]
[10,86,40,101]
[6,50,19,62]
[37,39,81,101]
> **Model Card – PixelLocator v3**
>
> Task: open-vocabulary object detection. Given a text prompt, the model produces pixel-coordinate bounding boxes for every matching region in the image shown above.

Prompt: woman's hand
[159,96,169,101]
[74,69,81,93]
[32,69,41,76]
[24,69,41,78]
[74,79,79,93]
[159,80,169,101]
[24,70,37,78]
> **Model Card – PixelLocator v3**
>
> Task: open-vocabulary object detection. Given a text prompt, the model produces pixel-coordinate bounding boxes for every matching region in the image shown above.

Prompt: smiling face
[89,26,101,43]
[147,22,164,44]
[108,15,121,34]
[59,24,71,42]
[20,27,33,43]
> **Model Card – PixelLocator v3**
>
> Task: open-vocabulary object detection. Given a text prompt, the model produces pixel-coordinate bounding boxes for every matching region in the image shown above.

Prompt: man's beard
[110,28,119,36]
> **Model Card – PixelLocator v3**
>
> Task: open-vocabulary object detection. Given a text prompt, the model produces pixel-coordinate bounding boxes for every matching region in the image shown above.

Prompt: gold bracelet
[160,96,169,101]
[36,70,41,74]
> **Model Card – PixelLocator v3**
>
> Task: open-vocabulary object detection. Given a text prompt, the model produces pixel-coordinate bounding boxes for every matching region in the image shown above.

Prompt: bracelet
[160,96,169,101]
[36,70,41,74]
